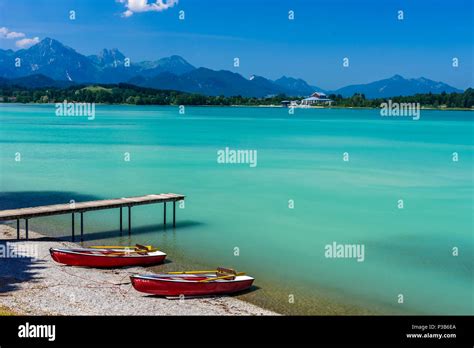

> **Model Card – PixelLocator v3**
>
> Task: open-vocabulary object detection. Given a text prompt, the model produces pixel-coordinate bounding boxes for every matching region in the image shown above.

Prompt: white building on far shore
[301,92,333,106]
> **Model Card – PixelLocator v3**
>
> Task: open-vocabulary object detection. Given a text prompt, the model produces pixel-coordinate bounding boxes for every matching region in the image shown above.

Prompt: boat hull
[50,248,166,268]
[130,274,254,296]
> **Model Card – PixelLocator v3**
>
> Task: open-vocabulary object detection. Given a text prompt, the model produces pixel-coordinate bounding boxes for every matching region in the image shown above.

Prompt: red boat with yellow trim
[49,245,166,268]
[130,267,254,296]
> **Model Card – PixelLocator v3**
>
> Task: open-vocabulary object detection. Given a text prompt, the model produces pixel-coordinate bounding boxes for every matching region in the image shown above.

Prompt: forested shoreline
[1,83,472,109]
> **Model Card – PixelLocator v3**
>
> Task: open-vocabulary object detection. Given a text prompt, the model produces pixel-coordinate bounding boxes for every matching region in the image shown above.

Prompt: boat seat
[216,267,237,280]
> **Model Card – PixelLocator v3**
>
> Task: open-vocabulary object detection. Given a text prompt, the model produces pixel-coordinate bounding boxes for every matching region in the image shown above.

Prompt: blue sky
[0,0,472,89]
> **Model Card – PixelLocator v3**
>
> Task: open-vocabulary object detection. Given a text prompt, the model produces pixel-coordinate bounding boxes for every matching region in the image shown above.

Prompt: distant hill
[0,38,321,97]
[135,55,196,76]
[0,38,464,98]
[0,38,196,85]
[15,38,99,82]
[130,69,291,97]
[274,76,323,96]
[0,74,74,88]
[333,74,463,98]
[88,48,126,68]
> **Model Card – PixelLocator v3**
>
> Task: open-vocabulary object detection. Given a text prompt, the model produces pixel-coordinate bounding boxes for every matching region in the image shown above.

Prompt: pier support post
[80,212,84,242]
[128,206,131,235]
[72,213,75,242]
[120,207,123,235]
[25,219,28,240]
[163,203,167,227]
[173,201,176,228]
[17,219,20,240]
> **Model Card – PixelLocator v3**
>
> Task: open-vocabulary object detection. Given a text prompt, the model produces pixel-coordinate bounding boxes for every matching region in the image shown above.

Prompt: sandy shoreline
[0,224,276,316]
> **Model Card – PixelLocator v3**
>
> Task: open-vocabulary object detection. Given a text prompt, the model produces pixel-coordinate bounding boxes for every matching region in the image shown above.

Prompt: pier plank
[0,193,185,221]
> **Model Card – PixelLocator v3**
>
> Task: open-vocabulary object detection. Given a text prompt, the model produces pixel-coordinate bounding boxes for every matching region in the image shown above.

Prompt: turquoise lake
[0,104,472,315]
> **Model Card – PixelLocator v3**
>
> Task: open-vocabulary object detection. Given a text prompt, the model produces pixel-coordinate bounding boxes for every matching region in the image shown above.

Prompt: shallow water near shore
[1,104,473,315]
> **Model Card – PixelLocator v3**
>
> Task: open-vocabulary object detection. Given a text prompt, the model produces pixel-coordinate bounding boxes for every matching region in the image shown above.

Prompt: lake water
[0,104,472,315]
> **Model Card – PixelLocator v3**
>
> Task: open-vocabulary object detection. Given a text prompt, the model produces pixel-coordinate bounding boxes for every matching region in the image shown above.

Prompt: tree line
[1,83,472,108]
[328,90,473,109]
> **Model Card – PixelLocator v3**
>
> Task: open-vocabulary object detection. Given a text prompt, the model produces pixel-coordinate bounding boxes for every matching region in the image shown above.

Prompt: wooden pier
[0,193,185,241]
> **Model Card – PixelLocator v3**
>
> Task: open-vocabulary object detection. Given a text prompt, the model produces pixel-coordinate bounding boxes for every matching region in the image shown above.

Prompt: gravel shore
[0,224,276,315]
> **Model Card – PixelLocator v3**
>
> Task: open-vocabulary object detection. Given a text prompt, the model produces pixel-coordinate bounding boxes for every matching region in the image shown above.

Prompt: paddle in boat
[130,267,254,296]
[49,244,166,268]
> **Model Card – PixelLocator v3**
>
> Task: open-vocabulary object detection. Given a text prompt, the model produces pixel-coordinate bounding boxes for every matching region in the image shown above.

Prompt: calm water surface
[1,104,472,314]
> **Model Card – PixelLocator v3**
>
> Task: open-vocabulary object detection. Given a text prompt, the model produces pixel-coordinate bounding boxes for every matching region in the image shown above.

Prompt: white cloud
[1,27,39,49]
[15,37,40,48]
[0,27,26,39]
[123,9,134,17]
[118,0,178,18]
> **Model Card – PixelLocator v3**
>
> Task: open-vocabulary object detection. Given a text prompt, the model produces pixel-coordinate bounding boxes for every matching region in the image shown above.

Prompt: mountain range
[0,38,464,98]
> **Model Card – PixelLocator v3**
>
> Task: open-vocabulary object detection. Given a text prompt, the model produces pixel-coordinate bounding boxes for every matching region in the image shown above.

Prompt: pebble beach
[0,224,276,316]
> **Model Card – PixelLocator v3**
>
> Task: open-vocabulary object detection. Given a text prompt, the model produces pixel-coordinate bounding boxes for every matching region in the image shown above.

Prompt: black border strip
[0,315,471,346]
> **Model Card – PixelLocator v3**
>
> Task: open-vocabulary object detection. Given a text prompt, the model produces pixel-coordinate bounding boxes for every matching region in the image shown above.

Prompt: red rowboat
[130,268,254,296]
[49,247,166,268]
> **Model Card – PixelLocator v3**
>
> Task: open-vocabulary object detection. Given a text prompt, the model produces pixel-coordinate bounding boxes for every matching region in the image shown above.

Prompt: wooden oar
[199,272,246,282]
[88,246,157,254]
[89,245,135,249]
[135,244,152,251]
[102,253,145,257]
[112,250,151,255]
[100,250,151,256]
[167,270,218,275]
[89,244,154,250]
